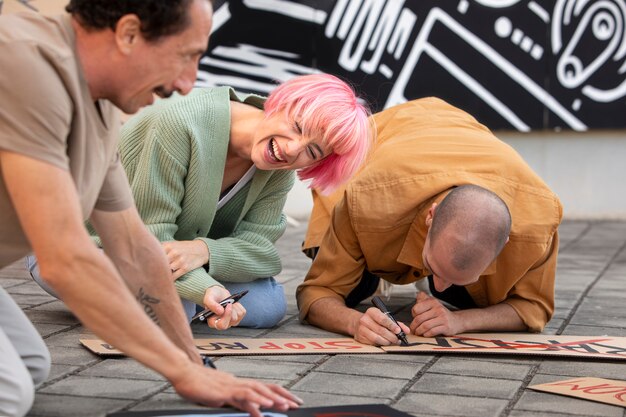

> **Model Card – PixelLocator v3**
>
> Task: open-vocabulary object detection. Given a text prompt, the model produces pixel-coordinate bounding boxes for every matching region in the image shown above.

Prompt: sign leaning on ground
[81,333,626,360]
[529,377,626,408]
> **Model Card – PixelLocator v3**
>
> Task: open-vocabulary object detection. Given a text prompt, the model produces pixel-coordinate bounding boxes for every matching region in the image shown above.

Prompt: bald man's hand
[353,307,411,346]
[410,292,463,337]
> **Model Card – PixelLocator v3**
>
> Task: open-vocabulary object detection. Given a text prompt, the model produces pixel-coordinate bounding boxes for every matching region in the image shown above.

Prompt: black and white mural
[199,0,626,131]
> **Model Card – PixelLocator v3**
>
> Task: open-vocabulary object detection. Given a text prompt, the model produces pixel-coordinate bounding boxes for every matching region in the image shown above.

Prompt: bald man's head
[429,185,511,273]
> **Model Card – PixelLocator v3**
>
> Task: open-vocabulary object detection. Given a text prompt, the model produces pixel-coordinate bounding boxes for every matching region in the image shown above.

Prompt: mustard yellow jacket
[297,97,563,332]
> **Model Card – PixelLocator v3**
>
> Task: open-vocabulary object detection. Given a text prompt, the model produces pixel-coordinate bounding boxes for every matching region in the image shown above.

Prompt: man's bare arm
[410,291,526,337]
[0,151,193,379]
[90,207,199,362]
[0,151,301,414]
[455,302,526,333]
[308,296,409,346]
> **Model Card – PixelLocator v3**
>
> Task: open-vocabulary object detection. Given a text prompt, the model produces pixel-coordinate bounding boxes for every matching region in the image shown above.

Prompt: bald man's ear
[114,14,142,55]
[425,202,438,227]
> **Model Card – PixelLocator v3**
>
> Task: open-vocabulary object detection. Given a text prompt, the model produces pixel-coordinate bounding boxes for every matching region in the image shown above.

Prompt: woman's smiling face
[250,109,332,171]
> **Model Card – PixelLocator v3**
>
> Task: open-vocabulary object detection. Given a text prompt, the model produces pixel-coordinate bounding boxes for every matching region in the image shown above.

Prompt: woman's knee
[237,279,287,328]
[25,255,59,299]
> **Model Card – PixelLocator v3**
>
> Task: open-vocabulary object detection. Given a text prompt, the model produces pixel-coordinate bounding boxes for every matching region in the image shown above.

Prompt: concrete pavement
[1,220,626,417]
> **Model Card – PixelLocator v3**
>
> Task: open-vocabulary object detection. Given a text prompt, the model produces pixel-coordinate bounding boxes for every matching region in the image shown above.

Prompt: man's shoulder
[0,13,70,52]
[0,13,76,92]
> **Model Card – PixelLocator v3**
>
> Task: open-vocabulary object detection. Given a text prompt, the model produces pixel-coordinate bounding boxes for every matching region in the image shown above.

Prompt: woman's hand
[203,286,246,329]
[162,240,209,280]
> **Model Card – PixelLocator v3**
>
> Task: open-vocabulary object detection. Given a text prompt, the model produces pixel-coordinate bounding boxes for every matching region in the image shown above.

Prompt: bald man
[296,98,562,346]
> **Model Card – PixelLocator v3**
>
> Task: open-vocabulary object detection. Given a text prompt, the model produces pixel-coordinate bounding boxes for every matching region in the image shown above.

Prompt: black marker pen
[372,296,409,346]
[191,290,249,323]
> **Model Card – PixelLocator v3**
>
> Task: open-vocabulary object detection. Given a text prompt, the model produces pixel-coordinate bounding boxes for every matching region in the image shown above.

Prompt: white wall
[284,131,626,220]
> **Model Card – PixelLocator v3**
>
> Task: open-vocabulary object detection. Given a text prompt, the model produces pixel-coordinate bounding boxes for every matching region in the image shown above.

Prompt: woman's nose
[286,140,306,156]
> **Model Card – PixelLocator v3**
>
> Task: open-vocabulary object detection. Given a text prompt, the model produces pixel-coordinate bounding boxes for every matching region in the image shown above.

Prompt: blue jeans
[182,278,286,328]
[26,255,286,328]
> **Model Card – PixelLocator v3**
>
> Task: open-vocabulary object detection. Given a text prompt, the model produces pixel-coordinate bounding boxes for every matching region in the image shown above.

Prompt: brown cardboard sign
[529,377,626,408]
[382,333,626,360]
[82,333,626,360]
[80,337,385,356]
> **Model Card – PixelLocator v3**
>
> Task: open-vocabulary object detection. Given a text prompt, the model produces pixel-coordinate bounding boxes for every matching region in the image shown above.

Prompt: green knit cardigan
[101,87,295,306]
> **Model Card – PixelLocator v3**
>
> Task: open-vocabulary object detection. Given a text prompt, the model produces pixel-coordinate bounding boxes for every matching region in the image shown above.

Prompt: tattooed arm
[90,206,199,362]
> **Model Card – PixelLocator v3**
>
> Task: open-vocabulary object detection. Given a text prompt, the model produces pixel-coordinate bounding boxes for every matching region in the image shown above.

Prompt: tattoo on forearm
[137,287,161,326]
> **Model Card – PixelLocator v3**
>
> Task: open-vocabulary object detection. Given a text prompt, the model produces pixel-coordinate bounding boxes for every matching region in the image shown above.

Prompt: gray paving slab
[0,220,623,417]
[289,391,386,408]
[25,309,80,325]
[426,357,533,380]
[28,394,131,417]
[509,412,598,417]
[408,373,522,399]
[291,372,407,399]
[562,324,626,337]
[47,364,81,381]
[31,322,75,338]
[49,346,101,366]
[10,293,56,308]
[78,358,166,381]
[394,393,508,417]
[211,357,314,380]
[39,375,168,399]
[513,390,623,416]
[126,392,218,412]
[315,355,424,379]
[535,359,626,379]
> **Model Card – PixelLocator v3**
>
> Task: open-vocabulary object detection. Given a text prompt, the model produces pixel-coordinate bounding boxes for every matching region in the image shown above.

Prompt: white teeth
[271,139,285,162]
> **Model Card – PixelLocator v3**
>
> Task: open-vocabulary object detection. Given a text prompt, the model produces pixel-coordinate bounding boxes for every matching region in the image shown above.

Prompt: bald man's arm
[410,291,525,337]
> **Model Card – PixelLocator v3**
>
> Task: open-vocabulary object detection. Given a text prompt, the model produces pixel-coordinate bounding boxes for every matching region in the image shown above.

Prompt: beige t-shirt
[0,12,133,268]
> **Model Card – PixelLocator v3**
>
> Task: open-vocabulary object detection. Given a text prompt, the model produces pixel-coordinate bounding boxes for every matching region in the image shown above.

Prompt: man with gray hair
[0,1,300,416]
[297,98,562,346]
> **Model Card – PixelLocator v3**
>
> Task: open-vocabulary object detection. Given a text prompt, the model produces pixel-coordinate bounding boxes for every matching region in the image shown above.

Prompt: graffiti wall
[201,0,626,131]
[3,0,624,131]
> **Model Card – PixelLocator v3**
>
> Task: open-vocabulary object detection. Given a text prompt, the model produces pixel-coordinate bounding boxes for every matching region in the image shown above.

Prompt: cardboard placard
[529,377,626,408]
[382,333,626,360]
[107,403,413,417]
[80,337,385,356]
[82,333,626,360]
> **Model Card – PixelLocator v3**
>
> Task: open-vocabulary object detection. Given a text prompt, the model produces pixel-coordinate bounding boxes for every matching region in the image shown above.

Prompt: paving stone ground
[2,220,626,417]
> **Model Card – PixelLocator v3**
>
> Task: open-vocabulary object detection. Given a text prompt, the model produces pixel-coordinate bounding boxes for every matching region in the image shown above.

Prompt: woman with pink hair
[29,73,371,329]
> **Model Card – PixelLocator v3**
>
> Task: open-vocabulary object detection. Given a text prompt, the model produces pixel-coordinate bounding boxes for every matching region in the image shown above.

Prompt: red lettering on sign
[285,343,306,349]
[548,380,626,402]
[325,341,365,349]
[259,342,282,350]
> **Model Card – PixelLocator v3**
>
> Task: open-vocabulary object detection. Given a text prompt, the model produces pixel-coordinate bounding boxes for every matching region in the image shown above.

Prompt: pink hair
[263,73,372,194]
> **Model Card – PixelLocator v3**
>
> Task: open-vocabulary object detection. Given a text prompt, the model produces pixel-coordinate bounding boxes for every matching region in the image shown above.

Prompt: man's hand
[202,286,246,330]
[352,307,411,346]
[410,292,463,337]
[172,362,303,417]
[163,240,209,280]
